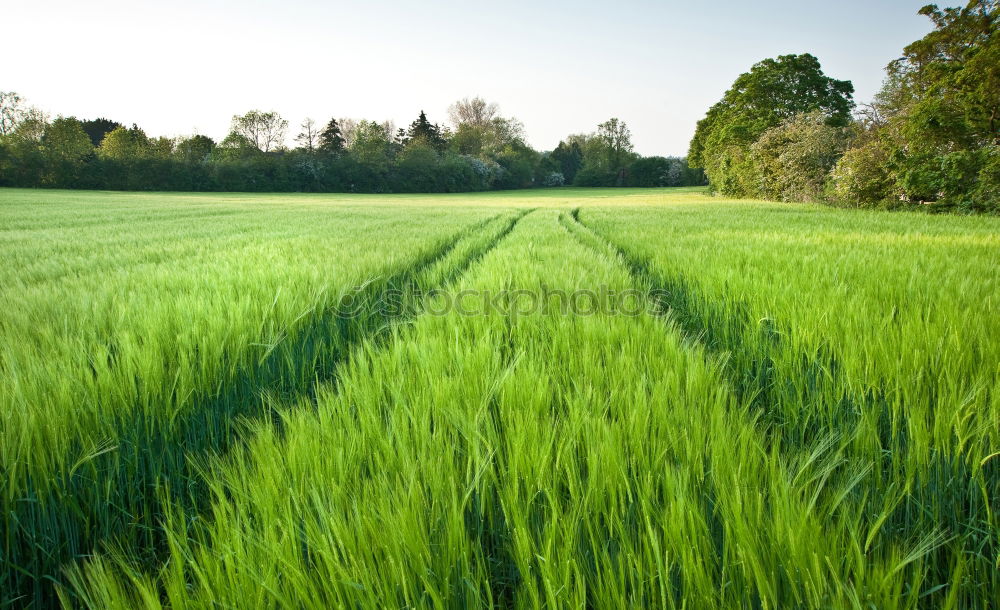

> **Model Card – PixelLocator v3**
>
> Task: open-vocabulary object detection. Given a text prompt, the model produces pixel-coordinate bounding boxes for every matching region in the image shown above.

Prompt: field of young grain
[1,187,997,609]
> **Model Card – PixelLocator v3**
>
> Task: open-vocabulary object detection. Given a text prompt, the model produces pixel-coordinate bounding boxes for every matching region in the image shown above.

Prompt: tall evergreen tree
[318,118,345,155]
[405,110,446,151]
[80,118,123,147]
[551,140,584,183]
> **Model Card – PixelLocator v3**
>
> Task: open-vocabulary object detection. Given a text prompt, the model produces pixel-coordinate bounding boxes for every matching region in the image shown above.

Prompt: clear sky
[6,0,935,156]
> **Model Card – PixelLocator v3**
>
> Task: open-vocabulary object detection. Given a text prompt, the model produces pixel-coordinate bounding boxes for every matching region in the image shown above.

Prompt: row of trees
[689,0,998,212]
[0,96,705,193]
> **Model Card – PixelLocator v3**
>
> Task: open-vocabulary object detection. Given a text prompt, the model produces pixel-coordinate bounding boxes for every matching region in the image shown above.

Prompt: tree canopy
[832,0,998,210]
[688,53,854,196]
[227,110,288,153]
[318,118,346,156]
[0,96,704,193]
[81,118,123,148]
[404,111,447,152]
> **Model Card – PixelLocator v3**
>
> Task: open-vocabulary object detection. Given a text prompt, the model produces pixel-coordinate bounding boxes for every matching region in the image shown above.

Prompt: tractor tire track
[3,209,531,609]
[559,207,998,608]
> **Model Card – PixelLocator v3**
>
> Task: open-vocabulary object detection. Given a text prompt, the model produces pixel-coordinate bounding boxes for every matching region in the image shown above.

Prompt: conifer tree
[318,118,346,155]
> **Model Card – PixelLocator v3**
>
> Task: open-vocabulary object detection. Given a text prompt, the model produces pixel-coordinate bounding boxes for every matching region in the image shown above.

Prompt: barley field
[1,187,997,608]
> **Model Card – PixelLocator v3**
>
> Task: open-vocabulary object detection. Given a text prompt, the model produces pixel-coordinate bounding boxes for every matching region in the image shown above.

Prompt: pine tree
[80,118,123,148]
[318,118,345,155]
[405,111,447,152]
[552,140,584,183]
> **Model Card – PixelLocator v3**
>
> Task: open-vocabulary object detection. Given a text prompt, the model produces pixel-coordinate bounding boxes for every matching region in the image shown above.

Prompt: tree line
[0,96,705,193]
[689,0,998,212]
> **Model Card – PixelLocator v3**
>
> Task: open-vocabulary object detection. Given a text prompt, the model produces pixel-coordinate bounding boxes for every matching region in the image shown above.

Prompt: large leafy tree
[447,97,525,160]
[40,117,93,185]
[689,53,854,195]
[97,125,152,159]
[448,97,499,127]
[0,95,47,186]
[597,117,634,179]
[890,1,998,145]
[569,119,637,186]
[349,120,393,170]
[227,110,288,152]
[175,135,216,163]
[42,117,92,161]
[0,92,47,143]
[833,0,998,208]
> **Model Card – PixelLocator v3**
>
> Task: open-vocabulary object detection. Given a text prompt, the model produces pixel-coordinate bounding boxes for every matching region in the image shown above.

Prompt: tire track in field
[559,208,998,607]
[559,206,928,445]
[3,209,532,609]
[560,207,848,431]
[297,206,534,404]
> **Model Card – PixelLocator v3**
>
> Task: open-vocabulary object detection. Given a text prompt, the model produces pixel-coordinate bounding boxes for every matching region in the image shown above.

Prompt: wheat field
[1,187,997,608]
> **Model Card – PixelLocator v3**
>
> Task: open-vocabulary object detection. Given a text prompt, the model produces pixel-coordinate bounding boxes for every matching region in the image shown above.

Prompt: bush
[829,139,897,207]
[750,111,849,202]
[627,157,670,187]
[541,171,564,187]
[573,165,615,187]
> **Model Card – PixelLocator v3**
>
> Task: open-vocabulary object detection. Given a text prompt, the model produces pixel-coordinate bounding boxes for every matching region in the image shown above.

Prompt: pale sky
[6,0,934,156]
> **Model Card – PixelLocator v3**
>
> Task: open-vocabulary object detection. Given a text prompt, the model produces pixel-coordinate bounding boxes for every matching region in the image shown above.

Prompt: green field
[1,187,998,608]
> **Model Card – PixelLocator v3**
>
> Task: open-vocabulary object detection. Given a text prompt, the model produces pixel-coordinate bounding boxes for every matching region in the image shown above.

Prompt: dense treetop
[688,0,998,211]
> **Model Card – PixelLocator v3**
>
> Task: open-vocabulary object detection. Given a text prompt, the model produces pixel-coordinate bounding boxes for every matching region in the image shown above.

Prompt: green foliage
[317,117,346,156]
[569,119,639,186]
[42,117,93,162]
[687,3,997,212]
[393,140,440,192]
[348,120,393,183]
[98,125,153,160]
[689,53,854,196]
[494,144,539,189]
[573,164,617,186]
[215,131,260,165]
[404,110,447,152]
[625,156,704,187]
[596,117,635,172]
[829,132,898,206]
[227,110,288,153]
[550,140,583,183]
[175,135,216,163]
[40,117,93,186]
[833,0,999,210]
[749,111,850,201]
[0,94,712,194]
[447,98,527,163]
[0,101,47,186]
[80,118,123,148]
[626,155,671,186]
